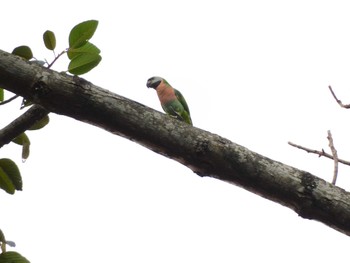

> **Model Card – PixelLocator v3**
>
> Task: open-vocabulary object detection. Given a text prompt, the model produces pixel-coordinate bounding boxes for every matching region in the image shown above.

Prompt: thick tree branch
[1,49,350,236]
[0,105,49,148]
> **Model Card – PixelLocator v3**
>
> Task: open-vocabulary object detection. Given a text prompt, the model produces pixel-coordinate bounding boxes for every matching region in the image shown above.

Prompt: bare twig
[328,85,350,108]
[327,130,339,185]
[47,50,66,69]
[288,141,350,166]
[0,94,19,106]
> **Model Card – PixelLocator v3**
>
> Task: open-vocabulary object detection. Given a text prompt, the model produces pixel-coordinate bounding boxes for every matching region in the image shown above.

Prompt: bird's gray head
[146,76,163,89]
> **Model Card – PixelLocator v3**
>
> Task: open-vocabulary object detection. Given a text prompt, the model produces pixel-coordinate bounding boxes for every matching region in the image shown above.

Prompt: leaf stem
[47,50,66,69]
[0,94,19,106]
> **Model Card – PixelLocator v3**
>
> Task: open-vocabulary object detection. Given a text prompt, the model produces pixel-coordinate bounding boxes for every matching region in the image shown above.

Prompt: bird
[146,76,192,125]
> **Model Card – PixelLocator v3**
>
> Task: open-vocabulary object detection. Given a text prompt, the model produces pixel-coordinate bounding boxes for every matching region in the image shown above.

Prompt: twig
[327,130,339,185]
[328,85,350,108]
[0,105,49,148]
[288,141,350,166]
[0,94,19,106]
[47,50,66,69]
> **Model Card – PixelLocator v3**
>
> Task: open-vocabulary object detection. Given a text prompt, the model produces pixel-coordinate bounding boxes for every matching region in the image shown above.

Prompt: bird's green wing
[174,89,190,114]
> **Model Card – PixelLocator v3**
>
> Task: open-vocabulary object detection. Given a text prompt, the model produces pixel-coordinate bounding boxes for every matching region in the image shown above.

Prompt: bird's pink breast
[156,83,177,104]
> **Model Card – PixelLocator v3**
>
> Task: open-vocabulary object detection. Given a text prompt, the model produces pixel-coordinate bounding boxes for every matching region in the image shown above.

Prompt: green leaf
[69,20,98,49]
[0,251,30,263]
[0,158,22,191]
[68,53,101,75]
[43,30,56,50]
[12,133,30,146]
[0,229,5,253]
[0,229,5,243]
[22,143,30,161]
[28,115,49,130]
[12,133,31,161]
[12,46,33,60]
[67,42,100,60]
[0,89,3,102]
[0,230,15,253]
[0,166,15,194]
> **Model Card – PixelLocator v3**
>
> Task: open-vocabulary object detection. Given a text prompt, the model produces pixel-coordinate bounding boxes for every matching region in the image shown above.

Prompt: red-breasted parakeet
[147,76,192,125]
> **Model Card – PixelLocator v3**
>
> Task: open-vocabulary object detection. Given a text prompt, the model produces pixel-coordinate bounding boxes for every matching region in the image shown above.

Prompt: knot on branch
[31,75,51,99]
[301,173,317,195]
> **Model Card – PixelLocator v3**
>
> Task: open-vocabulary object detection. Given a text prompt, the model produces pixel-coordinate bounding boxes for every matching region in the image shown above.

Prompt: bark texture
[0,105,48,147]
[1,49,350,236]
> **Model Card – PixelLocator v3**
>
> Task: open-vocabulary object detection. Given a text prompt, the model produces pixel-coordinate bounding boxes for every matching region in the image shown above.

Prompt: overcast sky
[2,1,350,262]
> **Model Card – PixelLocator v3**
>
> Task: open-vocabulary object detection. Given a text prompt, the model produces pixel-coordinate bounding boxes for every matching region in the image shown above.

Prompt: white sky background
[2,0,350,262]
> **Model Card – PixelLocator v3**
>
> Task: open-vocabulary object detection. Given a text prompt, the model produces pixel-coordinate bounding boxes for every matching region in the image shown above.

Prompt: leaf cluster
[0,19,102,263]
[0,20,102,195]
[0,229,26,263]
